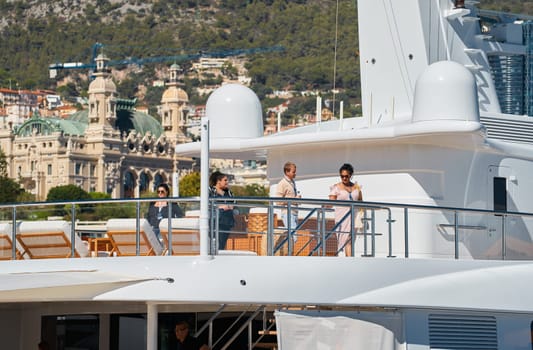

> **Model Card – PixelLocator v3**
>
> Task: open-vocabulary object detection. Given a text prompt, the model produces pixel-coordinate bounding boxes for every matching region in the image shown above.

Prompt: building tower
[87,54,118,133]
[85,53,122,197]
[160,63,190,143]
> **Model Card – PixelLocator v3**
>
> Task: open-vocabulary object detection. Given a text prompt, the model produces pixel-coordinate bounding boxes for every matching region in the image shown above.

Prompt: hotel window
[75,163,82,175]
[90,164,96,177]
[47,164,52,175]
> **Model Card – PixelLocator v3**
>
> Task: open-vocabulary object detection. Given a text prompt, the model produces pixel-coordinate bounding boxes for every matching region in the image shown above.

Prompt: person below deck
[172,320,210,350]
[147,183,184,238]
[329,163,363,257]
[209,171,235,250]
[275,161,300,241]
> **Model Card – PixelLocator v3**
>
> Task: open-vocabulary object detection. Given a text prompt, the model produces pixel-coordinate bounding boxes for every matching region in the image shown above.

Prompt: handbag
[355,209,365,230]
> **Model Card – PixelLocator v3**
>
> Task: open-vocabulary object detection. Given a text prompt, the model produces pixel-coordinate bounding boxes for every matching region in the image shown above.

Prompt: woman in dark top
[147,183,183,238]
[209,171,235,250]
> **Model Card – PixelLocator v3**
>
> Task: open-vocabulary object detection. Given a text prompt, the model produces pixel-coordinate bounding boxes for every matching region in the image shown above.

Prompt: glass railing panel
[221,201,276,256]
[395,207,459,259]
[501,213,533,260]
[0,206,16,260]
[435,210,491,260]
[7,202,83,259]
[150,198,198,257]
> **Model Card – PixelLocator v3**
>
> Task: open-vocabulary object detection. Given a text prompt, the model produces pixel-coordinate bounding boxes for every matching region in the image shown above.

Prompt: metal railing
[1,196,533,260]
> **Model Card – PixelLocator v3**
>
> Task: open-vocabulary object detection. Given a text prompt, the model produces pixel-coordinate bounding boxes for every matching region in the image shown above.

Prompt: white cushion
[218,250,257,256]
[0,223,11,234]
[185,210,201,218]
[249,207,268,214]
[159,218,199,231]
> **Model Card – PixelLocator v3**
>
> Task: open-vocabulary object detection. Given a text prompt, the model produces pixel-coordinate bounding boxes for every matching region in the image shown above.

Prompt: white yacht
[2,0,533,349]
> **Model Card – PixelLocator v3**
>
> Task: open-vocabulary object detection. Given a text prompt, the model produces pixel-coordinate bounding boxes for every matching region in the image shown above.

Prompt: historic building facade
[0,55,195,200]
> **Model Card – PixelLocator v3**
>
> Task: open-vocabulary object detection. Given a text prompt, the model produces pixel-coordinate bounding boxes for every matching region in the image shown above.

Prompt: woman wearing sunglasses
[329,163,363,256]
[147,183,183,238]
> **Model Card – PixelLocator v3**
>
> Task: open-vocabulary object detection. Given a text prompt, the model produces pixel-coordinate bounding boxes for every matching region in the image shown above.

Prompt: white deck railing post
[199,116,210,256]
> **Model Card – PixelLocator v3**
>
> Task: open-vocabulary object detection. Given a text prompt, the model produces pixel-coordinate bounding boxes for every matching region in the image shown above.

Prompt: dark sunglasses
[340,175,351,179]
[157,190,167,194]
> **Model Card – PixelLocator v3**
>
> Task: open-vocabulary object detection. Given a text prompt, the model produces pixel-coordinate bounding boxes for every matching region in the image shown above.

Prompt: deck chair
[16,221,89,259]
[0,223,23,260]
[106,218,163,256]
[159,218,200,255]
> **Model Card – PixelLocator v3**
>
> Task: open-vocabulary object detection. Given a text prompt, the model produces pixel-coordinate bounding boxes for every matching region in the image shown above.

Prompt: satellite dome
[206,84,263,139]
[412,61,479,122]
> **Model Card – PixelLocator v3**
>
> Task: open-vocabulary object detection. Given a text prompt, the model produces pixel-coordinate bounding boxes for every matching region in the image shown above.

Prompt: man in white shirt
[275,162,300,242]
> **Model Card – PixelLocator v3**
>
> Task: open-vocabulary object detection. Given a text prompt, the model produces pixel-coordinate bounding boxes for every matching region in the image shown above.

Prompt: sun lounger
[159,218,200,255]
[106,218,163,256]
[16,221,89,259]
[0,223,22,260]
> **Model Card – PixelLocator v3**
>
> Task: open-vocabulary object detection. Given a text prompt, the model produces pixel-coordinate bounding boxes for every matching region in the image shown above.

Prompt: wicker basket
[247,213,277,234]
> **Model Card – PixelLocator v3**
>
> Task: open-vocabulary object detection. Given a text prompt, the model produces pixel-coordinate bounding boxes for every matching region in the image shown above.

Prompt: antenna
[332,0,340,118]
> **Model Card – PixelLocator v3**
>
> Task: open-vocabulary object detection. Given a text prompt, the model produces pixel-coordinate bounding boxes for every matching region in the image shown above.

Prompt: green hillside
[0,0,532,118]
[0,1,357,110]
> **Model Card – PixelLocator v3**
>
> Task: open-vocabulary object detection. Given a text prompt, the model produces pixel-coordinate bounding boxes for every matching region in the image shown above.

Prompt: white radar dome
[412,61,479,122]
[206,84,264,139]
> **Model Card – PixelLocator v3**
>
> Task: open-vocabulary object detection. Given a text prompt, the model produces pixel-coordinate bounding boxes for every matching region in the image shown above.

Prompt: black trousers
[218,224,232,250]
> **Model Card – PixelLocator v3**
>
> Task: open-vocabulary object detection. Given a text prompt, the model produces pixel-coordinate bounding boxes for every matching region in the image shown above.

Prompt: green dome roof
[68,109,163,137]
[15,112,86,137]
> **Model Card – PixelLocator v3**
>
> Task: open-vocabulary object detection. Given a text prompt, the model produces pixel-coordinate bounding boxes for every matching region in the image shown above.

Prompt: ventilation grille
[428,314,497,350]
[481,115,533,144]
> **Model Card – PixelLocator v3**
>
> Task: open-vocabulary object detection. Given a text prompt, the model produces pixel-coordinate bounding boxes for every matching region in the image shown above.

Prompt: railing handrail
[4,195,533,219]
[3,196,533,261]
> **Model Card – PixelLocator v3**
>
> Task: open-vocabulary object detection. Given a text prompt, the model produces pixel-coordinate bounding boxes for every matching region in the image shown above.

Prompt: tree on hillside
[86,192,137,220]
[0,148,23,204]
[179,172,201,197]
[231,183,269,197]
[0,147,7,178]
[47,185,91,202]
[46,184,93,218]
[0,177,22,204]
